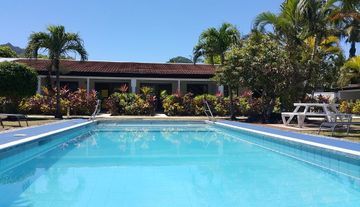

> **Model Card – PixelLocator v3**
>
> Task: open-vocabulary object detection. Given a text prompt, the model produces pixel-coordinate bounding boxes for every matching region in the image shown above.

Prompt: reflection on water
[0,123,359,207]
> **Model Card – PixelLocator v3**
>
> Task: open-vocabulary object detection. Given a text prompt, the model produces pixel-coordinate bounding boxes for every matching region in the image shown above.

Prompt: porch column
[86,77,90,94]
[218,85,224,95]
[37,76,41,94]
[131,78,137,93]
[177,80,181,93]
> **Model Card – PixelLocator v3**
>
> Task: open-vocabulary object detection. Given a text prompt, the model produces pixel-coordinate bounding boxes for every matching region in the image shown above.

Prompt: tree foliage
[0,62,37,99]
[167,56,193,63]
[216,33,293,121]
[0,46,18,58]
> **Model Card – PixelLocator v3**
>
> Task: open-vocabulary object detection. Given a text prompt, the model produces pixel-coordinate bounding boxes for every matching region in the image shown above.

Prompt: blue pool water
[0,120,359,207]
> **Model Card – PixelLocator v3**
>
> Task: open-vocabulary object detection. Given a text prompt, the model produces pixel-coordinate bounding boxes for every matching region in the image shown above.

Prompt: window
[60,81,79,91]
[186,84,208,95]
[94,82,129,98]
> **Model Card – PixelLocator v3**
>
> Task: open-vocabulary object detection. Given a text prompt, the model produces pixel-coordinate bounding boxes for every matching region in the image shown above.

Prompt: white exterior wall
[36,75,219,95]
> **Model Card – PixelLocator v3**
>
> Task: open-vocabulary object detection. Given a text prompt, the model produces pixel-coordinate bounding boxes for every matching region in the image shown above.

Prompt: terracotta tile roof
[16,59,216,78]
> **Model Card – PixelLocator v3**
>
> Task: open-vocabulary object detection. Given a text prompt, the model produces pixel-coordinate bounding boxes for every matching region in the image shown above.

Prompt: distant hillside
[0,43,25,55]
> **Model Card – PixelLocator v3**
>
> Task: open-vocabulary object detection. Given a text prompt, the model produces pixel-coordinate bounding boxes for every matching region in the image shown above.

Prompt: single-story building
[12,59,225,99]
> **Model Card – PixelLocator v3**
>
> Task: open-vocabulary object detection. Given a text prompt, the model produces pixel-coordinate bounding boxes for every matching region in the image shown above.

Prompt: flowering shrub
[68,89,97,115]
[19,87,97,115]
[303,95,330,103]
[104,87,156,115]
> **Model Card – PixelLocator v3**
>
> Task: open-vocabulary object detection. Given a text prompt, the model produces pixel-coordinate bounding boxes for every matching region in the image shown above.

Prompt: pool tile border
[0,119,94,150]
[213,120,360,157]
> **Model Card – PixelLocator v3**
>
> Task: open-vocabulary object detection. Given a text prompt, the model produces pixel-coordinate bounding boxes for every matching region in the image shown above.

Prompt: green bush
[0,62,37,99]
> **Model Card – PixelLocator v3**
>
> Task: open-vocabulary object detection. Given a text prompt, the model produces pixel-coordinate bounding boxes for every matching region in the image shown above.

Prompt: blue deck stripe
[217,120,360,152]
[0,119,87,145]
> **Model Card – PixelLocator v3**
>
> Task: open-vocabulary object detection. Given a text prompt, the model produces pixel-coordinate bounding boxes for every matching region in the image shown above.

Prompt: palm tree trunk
[349,41,356,58]
[54,58,62,119]
[46,66,54,94]
[220,54,225,65]
[311,35,319,62]
[302,36,319,99]
[229,86,236,120]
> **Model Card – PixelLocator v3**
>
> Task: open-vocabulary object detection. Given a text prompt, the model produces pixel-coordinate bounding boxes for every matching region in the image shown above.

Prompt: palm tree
[253,0,303,50]
[329,0,360,58]
[338,55,360,87]
[193,23,240,65]
[297,0,335,60]
[26,25,88,119]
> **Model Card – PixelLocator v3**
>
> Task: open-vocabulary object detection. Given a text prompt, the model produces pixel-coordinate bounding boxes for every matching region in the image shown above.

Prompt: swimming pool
[0,120,359,207]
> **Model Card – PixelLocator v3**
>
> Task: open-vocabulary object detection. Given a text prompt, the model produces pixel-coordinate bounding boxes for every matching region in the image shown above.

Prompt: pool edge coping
[212,121,360,157]
[0,120,95,151]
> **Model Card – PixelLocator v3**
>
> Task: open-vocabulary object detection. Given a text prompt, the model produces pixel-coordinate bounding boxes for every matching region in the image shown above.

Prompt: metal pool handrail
[90,100,101,120]
[203,100,215,122]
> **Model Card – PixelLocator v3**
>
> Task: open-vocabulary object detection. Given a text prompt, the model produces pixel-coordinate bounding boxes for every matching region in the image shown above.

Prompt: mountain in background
[0,43,25,56]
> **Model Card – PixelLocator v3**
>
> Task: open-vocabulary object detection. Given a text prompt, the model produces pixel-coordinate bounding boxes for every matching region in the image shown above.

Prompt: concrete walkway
[217,120,360,154]
[0,119,88,147]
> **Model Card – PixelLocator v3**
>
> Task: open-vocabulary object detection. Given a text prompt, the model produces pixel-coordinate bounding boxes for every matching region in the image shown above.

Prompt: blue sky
[1,0,357,62]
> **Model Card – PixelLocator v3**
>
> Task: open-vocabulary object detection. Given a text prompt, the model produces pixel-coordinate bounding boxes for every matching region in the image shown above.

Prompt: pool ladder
[203,100,215,122]
[89,100,101,120]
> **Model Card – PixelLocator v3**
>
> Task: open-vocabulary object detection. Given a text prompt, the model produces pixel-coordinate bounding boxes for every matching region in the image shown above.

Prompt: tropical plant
[193,23,240,65]
[352,99,360,114]
[25,25,88,118]
[20,87,97,115]
[339,100,354,113]
[104,92,156,116]
[0,46,18,57]
[338,56,360,86]
[161,93,250,117]
[297,0,334,59]
[302,35,345,90]
[254,0,302,42]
